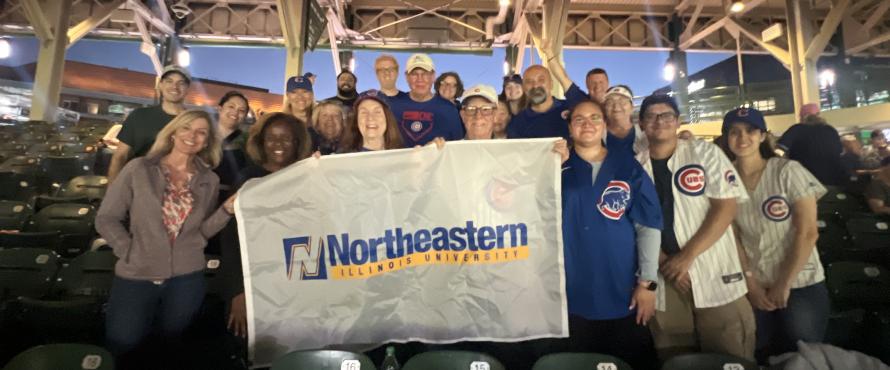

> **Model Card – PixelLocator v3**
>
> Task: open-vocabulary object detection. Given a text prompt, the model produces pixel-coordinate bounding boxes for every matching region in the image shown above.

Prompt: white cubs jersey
[733,158,826,288]
[637,139,749,310]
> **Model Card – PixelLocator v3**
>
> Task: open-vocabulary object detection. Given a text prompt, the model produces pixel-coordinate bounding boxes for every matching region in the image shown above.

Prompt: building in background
[657,55,890,123]
[0,61,283,123]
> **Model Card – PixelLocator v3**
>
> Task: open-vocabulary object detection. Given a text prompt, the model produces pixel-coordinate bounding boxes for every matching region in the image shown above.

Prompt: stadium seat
[845,215,890,254]
[0,231,61,251]
[532,352,632,370]
[3,296,105,344]
[1,343,113,370]
[660,353,757,370]
[863,310,890,364]
[0,143,26,153]
[816,214,850,264]
[40,156,92,187]
[27,143,63,157]
[33,195,90,213]
[818,186,867,219]
[402,351,506,370]
[825,309,867,351]
[21,203,96,257]
[204,254,224,297]
[825,261,890,310]
[0,200,32,231]
[270,350,376,370]
[0,248,58,301]
[0,156,41,174]
[57,175,107,202]
[0,171,39,202]
[53,249,116,298]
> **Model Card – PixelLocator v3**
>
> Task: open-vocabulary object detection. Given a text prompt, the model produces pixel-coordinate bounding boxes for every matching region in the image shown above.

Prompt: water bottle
[381,346,400,370]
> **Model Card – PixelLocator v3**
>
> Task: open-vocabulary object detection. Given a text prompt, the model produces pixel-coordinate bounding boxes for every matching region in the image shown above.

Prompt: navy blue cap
[353,89,389,110]
[503,74,522,86]
[722,107,767,134]
[639,94,680,122]
[286,75,313,92]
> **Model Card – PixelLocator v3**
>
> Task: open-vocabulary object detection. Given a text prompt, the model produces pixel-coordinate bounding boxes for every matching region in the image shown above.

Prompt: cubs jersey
[636,139,749,310]
[562,149,662,320]
[733,158,826,288]
[606,124,648,155]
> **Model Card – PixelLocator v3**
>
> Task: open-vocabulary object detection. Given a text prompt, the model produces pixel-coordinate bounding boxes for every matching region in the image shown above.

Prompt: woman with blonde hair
[96,109,236,367]
[283,74,315,123]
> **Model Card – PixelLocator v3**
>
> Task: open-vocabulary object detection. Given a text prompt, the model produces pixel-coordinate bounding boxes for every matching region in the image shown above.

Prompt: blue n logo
[282,236,327,280]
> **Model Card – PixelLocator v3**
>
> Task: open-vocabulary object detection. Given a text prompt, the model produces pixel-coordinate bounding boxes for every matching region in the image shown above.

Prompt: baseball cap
[461,84,498,105]
[722,107,767,134]
[604,85,633,101]
[406,53,435,72]
[503,74,522,86]
[286,75,313,93]
[160,65,191,84]
[353,89,390,110]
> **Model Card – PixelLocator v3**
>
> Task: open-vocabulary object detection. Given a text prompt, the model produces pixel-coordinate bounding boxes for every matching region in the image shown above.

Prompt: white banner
[235,139,567,366]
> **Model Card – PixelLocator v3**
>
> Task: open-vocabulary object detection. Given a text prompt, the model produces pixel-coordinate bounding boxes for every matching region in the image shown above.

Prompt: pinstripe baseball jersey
[637,139,749,310]
[733,158,826,288]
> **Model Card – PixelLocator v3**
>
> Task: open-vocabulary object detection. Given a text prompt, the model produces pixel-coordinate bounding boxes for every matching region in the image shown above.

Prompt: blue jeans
[105,271,206,360]
[754,282,830,361]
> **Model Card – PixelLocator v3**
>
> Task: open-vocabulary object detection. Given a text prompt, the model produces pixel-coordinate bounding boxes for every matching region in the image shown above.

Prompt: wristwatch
[639,280,658,291]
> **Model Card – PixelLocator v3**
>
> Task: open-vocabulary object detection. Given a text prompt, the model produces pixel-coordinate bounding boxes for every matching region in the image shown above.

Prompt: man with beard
[506,47,588,139]
[388,53,464,147]
[328,69,359,109]
[604,85,647,155]
[108,64,190,182]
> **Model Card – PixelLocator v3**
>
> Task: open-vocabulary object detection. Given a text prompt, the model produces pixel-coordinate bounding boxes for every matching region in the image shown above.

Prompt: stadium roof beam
[20,0,53,42]
[844,1,890,54]
[678,0,768,50]
[134,10,163,74]
[276,0,306,104]
[29,0,72,122]
[68,0,128,47]
[126,0,175,35]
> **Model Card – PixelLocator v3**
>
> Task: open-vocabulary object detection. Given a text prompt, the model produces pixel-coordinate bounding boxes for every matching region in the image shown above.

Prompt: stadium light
[819,69,836,88]
[177,46,191,67]
[663,62,676,82]
[730,1,745,13]
[348,56,356,72]
[0,39,11,59]
[498,0,510,6]
[503,60,510,76]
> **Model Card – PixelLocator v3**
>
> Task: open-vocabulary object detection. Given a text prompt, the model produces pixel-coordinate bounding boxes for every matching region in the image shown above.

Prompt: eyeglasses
[642,112,678,123]
[571,115,604,126]
[376,67,398,74]
[463,106,496,117]
[407,71,433,80]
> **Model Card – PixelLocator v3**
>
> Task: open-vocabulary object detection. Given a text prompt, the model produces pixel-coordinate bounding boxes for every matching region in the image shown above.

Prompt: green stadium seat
[1,343,113,370]
[40,156,92,187]
[660,353,757,370]
[204,254,224,297]
[846,215,890,253]
[0,156,41,174]
[57,175,107,202]
[824,308,867,351]
[0,143,26,153]
[0,248,58,301]
[0,171,39,202]
[0,200,32,231]
[532,352,632,370]
[402,351,506,370]
[3,296,104,343]
[0,231,61,251]
[270,350,376,370]
[33,195,90,213]
[53,250,116,298]
[23,203,96,258]
[863,310,890,364]
[819,186,867,219]
[825,261,890,310]
[816,214,850,264]
[27,143,63,157]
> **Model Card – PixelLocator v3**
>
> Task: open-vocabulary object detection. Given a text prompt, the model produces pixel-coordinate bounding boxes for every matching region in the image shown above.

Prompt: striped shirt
[637,139,749,310]
[733,158,826,288]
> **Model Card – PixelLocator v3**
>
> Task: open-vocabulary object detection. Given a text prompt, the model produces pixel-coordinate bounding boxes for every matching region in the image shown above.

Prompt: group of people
[94,48,873,369]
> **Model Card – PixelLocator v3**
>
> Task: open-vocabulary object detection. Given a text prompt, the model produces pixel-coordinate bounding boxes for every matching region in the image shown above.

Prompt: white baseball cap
[604,85,633,101]
[461,84,498,105]
[406,53,435,72]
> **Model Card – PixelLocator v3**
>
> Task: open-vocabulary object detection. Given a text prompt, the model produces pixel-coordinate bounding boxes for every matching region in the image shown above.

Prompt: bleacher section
[0,119,888,369]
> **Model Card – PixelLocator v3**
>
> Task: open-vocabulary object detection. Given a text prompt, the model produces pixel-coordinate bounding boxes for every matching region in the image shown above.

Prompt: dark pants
[106,271,206,368]
[555,314,658,370]
[754,282,830,363]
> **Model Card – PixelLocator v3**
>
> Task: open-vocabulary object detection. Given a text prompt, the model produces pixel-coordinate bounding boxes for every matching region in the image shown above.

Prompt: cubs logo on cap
[762,195,790,222]
[724,170,739,187]
[674,164,706,196]
[597,180,631,220]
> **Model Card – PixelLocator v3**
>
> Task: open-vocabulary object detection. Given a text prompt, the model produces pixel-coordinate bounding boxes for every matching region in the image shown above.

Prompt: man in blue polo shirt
[506,48,588,139]
[388,53,464,147]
